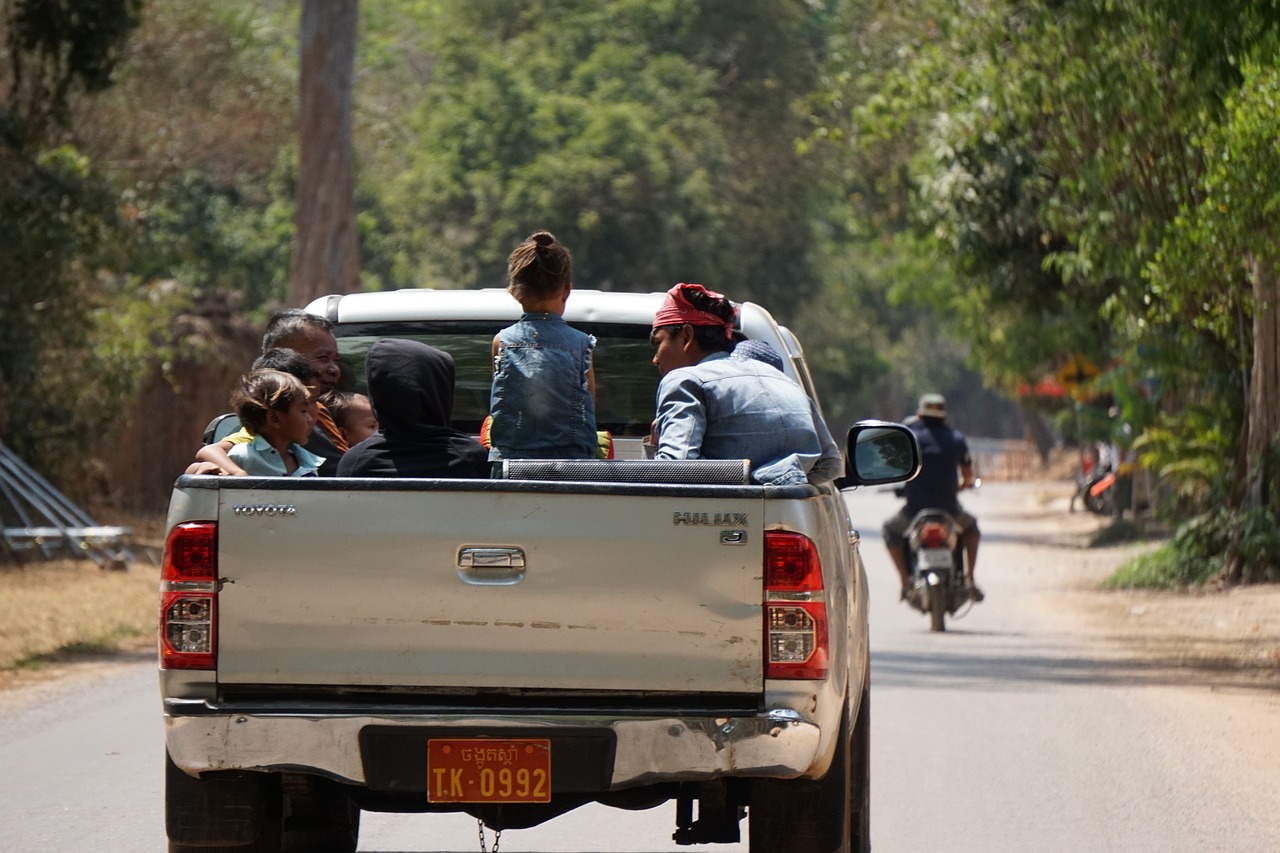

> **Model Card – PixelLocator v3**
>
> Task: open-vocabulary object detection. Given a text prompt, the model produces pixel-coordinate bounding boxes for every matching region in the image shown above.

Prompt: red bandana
[652,283,735,339]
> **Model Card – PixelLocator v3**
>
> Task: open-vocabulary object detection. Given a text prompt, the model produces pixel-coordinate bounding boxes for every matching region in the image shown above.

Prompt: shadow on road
[872,637,1275,694]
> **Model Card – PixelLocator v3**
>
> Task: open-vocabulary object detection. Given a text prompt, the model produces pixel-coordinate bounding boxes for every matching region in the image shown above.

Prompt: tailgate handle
[457,547,526,585]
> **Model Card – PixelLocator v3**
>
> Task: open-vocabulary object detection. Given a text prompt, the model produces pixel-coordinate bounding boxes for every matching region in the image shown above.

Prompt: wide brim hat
[917,393,947,418]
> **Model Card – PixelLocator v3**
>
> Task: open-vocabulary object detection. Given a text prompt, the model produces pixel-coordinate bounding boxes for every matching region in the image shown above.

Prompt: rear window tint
[333,321,657,437]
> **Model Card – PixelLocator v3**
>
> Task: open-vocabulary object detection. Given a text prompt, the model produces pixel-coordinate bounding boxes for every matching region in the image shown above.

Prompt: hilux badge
[673,511,748,527]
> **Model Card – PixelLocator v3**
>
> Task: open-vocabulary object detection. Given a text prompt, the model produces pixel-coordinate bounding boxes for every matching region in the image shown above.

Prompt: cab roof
[305,288,783,341]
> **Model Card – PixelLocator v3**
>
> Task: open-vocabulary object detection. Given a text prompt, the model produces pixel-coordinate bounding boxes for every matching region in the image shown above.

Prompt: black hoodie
[336,338,489,478]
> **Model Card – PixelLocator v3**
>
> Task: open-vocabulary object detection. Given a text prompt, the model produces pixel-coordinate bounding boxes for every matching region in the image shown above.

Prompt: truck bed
[178,475,782,696]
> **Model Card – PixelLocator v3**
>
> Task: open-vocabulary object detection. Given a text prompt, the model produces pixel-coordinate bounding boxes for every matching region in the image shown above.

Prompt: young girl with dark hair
[487,231,598,460]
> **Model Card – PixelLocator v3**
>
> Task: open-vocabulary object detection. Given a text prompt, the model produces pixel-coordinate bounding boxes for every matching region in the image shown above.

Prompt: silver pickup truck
[159,289,918,853]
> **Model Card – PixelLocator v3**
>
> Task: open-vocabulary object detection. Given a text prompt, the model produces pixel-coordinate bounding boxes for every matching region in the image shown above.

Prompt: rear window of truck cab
[332,321,658,438]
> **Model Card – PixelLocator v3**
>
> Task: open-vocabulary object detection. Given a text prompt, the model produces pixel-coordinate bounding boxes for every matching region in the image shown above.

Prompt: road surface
[1,481,1277,851]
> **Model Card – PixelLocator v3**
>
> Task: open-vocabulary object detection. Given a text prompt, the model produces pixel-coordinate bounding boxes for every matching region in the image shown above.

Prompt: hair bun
[531,231,556,248]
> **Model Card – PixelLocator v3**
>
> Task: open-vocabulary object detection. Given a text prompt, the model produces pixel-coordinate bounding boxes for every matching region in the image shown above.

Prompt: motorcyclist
[883,393,982,602]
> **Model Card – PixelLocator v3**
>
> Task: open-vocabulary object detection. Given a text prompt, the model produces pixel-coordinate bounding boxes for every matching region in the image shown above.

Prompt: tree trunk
[291,0,360,307]
[1222,254,1280,584]
[1017,401,1055,464]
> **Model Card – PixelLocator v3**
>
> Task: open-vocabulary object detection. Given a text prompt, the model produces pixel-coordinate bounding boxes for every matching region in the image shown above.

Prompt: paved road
[1,481,1277,851]
[853,482,1280,853]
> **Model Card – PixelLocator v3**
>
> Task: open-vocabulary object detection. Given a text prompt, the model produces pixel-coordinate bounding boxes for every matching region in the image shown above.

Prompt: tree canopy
[5,0,1280,583]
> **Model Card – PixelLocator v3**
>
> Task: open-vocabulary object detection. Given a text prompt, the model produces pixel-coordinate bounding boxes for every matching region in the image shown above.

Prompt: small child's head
[253,347,320,386]
[253,347,321,414]
[323,390,379,446]
[507,231,572,305]
[230,369,314,446]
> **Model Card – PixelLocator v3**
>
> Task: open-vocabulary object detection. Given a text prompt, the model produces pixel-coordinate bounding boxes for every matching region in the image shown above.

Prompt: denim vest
[489,313,597,459]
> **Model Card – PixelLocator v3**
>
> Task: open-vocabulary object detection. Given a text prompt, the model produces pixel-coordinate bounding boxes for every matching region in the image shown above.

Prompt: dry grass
[0,511,165,678]
[0,559,160,670]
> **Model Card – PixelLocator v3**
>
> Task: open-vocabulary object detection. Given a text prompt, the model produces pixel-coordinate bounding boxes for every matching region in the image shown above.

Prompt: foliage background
[2,0,1278,581]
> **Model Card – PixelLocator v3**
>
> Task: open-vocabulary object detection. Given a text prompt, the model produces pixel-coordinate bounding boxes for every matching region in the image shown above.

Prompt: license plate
[919,549,953,570]
[426,738,552,803]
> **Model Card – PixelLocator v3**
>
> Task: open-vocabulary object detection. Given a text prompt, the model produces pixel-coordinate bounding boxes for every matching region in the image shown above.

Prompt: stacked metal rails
[0,442,133,570]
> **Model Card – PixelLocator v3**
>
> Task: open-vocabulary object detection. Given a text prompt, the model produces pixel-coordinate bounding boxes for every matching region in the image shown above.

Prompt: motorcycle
[1073,465,1119,516]
[901,508,977,632]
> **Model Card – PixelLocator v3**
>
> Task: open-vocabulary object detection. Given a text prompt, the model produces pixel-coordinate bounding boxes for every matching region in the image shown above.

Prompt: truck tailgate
[216,486,765,694]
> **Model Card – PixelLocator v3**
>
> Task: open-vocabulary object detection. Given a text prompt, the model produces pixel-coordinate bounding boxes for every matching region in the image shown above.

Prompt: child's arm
[586,353,597,402]
[194,440,248,476]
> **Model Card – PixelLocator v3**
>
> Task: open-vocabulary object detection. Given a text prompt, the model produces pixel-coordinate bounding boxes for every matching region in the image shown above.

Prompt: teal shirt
[228,434,324,477]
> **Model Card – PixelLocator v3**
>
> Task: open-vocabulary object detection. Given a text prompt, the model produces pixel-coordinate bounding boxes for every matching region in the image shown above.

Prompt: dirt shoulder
[0,515,162,694]
[1023,480,1280,806]
[1030,481,1280,693]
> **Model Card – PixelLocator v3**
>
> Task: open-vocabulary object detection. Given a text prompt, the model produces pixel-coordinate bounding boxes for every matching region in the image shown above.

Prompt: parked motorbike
[901,509,977,632]
[1073,466,1119,516]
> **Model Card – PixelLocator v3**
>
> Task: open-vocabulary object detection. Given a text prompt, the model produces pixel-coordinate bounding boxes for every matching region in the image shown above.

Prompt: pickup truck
[159,288,918,853]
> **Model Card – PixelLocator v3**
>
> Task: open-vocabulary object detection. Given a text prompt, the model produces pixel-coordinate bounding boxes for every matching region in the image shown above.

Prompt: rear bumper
[163,701,822,789]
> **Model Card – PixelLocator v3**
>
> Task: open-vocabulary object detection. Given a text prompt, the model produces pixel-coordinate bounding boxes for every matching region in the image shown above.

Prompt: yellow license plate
[426,738,552,803]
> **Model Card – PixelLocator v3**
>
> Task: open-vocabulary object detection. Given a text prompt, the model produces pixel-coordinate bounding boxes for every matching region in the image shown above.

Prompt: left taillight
[764,532,829,680]
[159,522,217,670]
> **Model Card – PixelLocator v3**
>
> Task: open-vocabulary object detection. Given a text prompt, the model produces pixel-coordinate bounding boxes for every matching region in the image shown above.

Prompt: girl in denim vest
[488,231,597,459]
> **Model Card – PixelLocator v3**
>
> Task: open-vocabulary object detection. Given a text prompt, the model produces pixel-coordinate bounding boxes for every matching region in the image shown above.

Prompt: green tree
[833,0,1280,580]
[1148,59,1280,582]
[376,0,834,311]
[793,3,1044,432]
[1,0,143,469]
[1,0,142,143]
[1,1,300,489]
[84,1,300,311]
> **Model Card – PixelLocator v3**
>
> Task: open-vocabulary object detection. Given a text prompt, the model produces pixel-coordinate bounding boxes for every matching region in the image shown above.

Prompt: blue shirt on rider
[901,416,971,514]
[653,351,843,486]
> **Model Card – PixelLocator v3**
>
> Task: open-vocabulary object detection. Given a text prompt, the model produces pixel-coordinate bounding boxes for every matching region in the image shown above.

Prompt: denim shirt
[654,351,843,485]
[489,313,597,459]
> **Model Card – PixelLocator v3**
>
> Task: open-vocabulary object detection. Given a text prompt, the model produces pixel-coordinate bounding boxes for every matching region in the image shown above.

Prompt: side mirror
[843,421,921,487]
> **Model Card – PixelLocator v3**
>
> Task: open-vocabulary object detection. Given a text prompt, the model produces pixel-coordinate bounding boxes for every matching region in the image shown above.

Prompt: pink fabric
[653,283,734,338]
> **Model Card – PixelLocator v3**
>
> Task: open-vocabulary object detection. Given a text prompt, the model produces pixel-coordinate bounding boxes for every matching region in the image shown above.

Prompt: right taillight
[764,532,829,680]
[159,522,218,670]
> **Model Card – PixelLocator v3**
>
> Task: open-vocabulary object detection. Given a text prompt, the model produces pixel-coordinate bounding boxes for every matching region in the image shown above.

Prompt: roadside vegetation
[2,1,1280,589]
[1104,506,1280,589]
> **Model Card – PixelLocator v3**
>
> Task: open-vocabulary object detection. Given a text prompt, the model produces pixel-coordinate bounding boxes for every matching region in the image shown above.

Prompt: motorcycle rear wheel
[928,587,947,632]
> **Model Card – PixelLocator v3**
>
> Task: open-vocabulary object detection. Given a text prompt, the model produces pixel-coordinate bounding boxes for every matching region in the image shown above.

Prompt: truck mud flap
[166,750,280,846]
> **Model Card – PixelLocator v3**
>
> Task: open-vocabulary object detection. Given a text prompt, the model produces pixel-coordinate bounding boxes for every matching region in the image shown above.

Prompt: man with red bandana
[649,283,841,485]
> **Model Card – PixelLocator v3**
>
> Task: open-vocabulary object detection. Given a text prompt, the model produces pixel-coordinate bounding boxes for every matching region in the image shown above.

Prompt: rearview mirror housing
[843,421,921,487]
